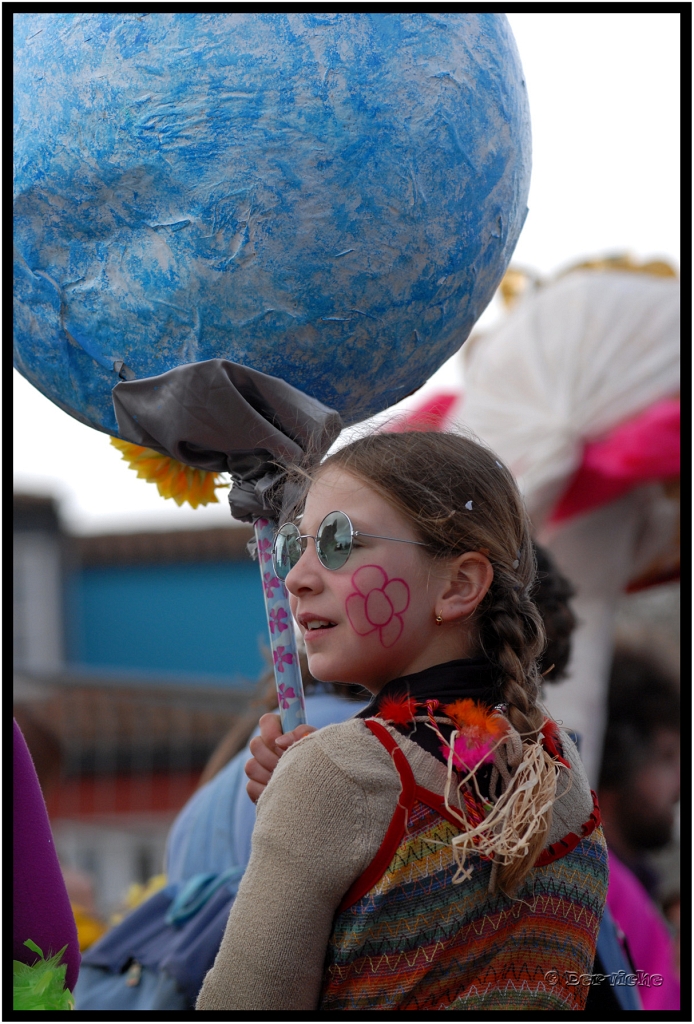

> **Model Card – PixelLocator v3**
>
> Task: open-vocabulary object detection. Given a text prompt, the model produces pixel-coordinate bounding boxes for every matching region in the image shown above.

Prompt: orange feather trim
[443,699,508,738]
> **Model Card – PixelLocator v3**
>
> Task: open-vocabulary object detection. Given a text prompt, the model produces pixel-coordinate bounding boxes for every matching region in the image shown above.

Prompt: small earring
[435,612,443,625]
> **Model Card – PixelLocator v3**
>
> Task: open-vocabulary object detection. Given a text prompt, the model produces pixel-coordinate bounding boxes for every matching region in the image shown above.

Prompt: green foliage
[13,940,74,1011]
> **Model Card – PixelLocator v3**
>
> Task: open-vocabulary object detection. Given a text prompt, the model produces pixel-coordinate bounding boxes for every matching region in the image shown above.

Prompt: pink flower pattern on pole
[346,565,410,648]
[255,517,304,728]
[263,571,281,599]
[277,682,296,709]
[273,646,294,672]
[257,537,272,563]
[269,606,289,634]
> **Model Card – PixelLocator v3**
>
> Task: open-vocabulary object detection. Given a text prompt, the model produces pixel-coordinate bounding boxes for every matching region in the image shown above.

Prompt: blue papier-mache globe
[14,13,530,431]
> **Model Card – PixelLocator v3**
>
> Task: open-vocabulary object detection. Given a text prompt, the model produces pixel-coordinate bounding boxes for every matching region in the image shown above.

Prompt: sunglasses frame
[272,510,427,580]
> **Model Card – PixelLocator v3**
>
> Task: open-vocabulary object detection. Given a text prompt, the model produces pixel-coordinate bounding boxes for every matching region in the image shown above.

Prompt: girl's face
[284,466,458,692]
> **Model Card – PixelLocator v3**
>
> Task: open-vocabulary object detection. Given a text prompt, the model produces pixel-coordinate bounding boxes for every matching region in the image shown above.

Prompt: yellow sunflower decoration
[110,437,229,509]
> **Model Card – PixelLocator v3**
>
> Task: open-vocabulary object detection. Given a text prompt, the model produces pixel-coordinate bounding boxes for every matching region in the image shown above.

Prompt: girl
[197,432,608,1012]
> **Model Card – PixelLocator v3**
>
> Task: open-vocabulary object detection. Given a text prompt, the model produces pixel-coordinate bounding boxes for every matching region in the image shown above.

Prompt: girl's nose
[284,538,324,597]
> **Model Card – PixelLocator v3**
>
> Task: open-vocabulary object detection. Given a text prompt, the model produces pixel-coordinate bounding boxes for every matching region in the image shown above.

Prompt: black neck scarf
[356,658,503,767]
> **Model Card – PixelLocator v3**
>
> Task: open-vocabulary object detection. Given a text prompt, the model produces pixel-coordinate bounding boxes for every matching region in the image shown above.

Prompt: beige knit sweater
[196,718,593,1012]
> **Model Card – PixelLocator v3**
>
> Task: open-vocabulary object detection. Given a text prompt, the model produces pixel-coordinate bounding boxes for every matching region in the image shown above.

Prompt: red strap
[535,790,602,867]
[541,719,572,770]
[337,719,416,912]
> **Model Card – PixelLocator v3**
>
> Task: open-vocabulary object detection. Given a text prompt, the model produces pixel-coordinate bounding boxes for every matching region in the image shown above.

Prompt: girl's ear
[437,552,493,623]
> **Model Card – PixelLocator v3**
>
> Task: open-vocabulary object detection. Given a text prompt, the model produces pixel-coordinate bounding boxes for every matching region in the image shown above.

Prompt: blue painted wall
[67,562,267,683]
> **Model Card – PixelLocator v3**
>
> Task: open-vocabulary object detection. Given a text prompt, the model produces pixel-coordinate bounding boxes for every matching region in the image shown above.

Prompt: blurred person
[598,648,680,1011]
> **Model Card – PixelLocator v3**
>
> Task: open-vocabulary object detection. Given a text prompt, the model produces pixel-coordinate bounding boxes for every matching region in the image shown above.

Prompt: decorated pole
[253,517,306,732]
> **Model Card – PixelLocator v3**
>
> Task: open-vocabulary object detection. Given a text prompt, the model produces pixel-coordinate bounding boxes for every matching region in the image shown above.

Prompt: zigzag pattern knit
[321,787,608,1010]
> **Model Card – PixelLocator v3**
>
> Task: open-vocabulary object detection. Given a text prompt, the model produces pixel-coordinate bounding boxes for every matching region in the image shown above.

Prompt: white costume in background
[456,270,679,784]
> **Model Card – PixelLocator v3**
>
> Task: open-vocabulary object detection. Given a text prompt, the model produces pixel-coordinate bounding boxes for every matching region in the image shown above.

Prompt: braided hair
[321,431,546,730]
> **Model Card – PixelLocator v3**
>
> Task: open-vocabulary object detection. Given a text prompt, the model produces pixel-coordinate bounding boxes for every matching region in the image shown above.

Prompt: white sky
[14,12,681,535]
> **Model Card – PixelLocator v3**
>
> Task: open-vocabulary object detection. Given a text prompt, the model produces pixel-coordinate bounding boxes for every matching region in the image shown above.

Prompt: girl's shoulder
[314,717,454,793]
[270,717,403,800]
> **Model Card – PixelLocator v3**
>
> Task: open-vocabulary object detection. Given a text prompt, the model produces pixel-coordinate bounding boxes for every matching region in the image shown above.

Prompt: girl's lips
[303,624,336,643]
[298,614,338,642]
[298,613,337,628]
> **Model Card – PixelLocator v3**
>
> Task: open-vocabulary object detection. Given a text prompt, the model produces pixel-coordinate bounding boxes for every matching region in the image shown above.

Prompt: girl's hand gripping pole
[253,517,307,733]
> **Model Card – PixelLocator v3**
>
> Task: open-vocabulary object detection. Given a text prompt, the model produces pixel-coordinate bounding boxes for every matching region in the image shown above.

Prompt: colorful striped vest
[320,719,608,1012]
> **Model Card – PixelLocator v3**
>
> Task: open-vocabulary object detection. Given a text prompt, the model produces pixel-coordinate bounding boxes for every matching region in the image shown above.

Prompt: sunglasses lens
[316,511,352,570]
[273,524,302,580]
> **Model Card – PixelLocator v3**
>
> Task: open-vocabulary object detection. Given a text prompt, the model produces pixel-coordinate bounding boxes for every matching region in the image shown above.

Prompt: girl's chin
[306,651,349,682]
[306,654,381,692]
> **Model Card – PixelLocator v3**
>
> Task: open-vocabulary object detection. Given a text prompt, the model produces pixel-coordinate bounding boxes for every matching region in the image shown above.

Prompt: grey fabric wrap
[112,359,343,522]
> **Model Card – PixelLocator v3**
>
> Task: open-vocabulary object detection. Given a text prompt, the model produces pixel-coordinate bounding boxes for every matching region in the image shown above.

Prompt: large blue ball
[14,13,530,431]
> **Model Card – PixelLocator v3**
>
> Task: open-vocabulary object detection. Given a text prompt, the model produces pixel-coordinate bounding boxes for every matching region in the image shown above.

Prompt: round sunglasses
[272,510,427,580]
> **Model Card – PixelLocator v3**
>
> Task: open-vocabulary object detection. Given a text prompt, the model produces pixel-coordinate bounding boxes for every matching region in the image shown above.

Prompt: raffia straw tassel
[444,734,561,889]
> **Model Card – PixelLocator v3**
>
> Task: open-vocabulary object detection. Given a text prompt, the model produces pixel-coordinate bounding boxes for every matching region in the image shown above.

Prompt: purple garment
[13,719,80,991]
[607,850,679,1011]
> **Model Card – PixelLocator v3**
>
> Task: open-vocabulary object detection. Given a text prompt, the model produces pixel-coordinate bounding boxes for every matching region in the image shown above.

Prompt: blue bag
[74,867,243,1011]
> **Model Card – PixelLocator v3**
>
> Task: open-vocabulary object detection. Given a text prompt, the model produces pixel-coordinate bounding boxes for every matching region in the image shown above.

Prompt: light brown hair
[319,431,546,733]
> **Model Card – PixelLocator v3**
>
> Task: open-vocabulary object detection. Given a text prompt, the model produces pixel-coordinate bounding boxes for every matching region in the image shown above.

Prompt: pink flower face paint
[345,564,410,648]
